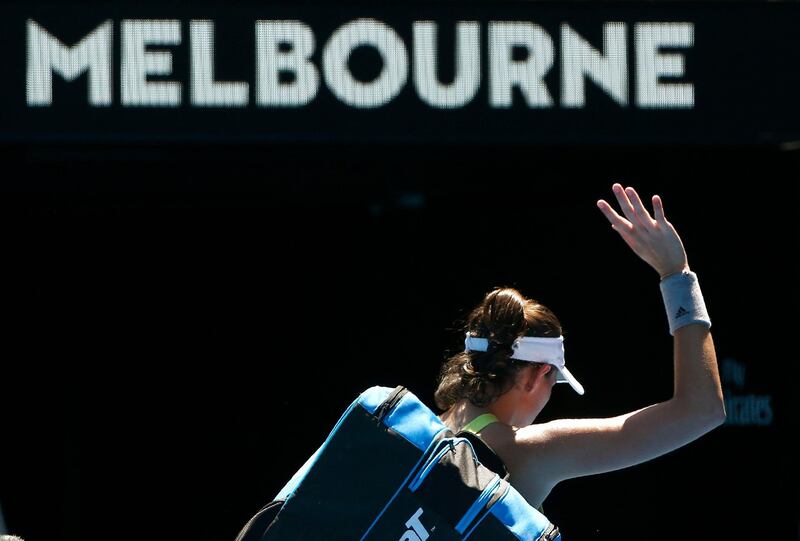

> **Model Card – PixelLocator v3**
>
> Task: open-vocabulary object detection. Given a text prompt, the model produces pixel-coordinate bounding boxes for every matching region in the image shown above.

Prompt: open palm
[597,183,689,278]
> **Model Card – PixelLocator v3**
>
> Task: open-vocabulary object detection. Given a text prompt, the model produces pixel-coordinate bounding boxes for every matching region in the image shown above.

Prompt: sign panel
[1,2,798,143]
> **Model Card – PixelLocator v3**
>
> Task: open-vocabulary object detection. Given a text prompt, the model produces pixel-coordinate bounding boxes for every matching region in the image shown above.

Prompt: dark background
[1,1,799,540]
[1,142,797,541]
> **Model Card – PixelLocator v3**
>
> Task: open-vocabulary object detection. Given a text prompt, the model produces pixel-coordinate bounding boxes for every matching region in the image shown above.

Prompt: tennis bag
[235,385,561,541]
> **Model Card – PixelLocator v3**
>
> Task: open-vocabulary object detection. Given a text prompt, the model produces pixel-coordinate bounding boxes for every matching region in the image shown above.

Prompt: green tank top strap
[460,413,500,434]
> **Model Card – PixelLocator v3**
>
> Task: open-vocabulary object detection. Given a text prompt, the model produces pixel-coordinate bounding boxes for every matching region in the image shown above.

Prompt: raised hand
[596,183,689,278]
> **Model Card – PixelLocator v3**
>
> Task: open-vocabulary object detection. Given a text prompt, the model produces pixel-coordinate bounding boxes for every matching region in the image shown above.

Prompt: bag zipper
[461,482,510,540]
[455,474,502,534]
[375,385,408,422]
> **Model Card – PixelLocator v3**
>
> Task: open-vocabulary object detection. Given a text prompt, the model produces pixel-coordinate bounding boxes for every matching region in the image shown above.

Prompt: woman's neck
[439,389,534,430]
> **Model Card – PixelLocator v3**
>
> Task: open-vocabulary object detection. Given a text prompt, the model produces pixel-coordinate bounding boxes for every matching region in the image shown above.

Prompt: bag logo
[399,508,430,541]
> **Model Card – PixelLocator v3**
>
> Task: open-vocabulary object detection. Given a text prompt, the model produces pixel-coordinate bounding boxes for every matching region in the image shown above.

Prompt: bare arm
[511,184,725,488]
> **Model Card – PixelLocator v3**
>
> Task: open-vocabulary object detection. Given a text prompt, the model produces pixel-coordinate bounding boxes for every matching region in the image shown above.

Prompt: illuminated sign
[2,2,798,143]
[26,19,695,109]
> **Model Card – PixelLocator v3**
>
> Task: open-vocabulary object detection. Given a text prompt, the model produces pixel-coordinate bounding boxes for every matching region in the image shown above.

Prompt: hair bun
[487,338,514,357]
[433,285,564,411]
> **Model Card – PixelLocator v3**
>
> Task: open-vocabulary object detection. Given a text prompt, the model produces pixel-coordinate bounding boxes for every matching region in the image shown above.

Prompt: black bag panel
[261,403,424,540]
[456,430,510,481]
[414,440,499,527]
[361,487,463,541]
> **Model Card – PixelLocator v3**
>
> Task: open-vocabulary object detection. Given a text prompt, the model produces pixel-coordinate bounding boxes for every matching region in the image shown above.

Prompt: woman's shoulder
[479,423,556,508]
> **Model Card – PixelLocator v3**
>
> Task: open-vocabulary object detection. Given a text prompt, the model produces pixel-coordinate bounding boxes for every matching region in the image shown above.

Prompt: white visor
[464,334,584,395]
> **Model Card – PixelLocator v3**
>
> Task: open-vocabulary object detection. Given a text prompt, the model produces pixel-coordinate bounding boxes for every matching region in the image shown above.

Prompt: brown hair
[434,287,563,410]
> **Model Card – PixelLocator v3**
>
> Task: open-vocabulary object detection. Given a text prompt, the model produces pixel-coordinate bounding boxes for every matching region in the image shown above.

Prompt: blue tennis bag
[235,385,561,541]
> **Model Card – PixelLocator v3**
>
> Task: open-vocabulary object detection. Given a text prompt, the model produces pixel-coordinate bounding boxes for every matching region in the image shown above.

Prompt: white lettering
[26,19,112,106]
[561,22,627,107]
[121,19,182,107]
[635,22,694,108]
[255,20,319,107]
[412,21,480,108]
[25,19,698,111]
[404,508,429,541]
[488,21,554,108]
[190,20,249,107]
[322,18,409,108]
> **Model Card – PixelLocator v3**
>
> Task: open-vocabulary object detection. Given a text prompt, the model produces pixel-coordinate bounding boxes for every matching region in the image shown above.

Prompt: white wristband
[659,270,711,335]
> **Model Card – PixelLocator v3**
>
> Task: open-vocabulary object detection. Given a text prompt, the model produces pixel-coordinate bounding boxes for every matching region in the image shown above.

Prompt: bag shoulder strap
[460,412,500,434]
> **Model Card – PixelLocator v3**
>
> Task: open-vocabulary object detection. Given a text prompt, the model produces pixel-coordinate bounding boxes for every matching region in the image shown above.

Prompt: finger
[611,183,637,223]
[597,199,632,228]
[652,194,667,224]
[625,186,656,227]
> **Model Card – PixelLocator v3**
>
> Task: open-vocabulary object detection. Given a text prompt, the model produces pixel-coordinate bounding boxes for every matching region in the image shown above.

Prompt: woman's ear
[523,364,552,392]
[538,364,556,389]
